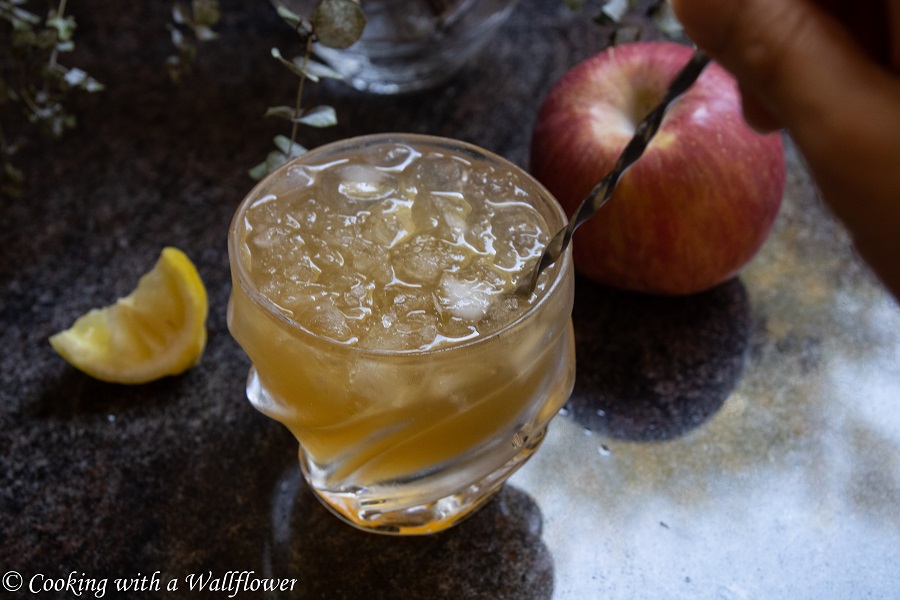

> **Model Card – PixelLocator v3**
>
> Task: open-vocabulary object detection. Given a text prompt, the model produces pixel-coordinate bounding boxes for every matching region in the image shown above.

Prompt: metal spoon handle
[519,48,712,296]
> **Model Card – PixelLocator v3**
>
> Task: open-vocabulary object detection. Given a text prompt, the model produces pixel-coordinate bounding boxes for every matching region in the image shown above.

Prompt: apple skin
[530,41,785,295]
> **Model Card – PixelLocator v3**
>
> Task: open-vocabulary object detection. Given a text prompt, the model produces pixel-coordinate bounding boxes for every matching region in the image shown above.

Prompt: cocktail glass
[227,133,574,534]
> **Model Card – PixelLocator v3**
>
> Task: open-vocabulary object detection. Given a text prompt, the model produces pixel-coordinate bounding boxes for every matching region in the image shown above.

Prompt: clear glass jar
[273,0,520,93]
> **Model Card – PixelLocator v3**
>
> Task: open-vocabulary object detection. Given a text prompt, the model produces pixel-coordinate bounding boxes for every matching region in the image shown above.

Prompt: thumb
[670,0,895,135]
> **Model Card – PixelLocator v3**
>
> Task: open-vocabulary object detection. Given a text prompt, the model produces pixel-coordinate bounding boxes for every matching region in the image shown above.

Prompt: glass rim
[228,132,572,357]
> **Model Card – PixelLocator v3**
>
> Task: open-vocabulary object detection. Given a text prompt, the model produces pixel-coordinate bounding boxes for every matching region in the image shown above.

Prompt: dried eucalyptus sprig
[165,0,221,83]
[568,0,684,43]
[249,0,366,180]
[1,0,104,197]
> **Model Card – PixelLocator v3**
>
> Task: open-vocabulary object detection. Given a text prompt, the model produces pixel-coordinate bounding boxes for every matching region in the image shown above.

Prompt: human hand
[670,0,900,299]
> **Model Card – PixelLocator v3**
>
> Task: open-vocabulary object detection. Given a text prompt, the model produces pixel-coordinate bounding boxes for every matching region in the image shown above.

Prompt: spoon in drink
[517,48,712,297]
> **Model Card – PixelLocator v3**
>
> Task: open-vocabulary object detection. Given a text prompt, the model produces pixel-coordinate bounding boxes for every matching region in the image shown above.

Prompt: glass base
[245,366,554,535]
[299,426,547,535]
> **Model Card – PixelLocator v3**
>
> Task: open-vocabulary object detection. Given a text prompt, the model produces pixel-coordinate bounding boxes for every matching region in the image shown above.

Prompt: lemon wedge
[49,247,209,384]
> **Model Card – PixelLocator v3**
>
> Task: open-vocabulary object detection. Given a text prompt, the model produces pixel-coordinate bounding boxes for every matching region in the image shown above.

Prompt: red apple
[530,41,785,295]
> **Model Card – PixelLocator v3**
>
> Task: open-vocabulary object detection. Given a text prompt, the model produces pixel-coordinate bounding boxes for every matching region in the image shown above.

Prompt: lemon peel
[49,247,208,384]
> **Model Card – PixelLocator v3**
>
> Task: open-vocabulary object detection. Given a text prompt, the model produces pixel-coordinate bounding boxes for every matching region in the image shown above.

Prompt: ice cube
[404,153,470,197]
[358,308,438,351]
[436,273,498,322]
[397,311,439,349]
[316,162,400,216]
[310,241,346,271]
[461,211,496,257]
[259,278,288,308]
[341,164,399,200]
[348,239,394,287]
[340,278,375,322]
[264,280,324,317]
[490,205,548,272]
[478,170,531,209]
[299,299,354,343]
[284,164,317,189]
[476,292,526,336]
[360,197,415,248]
[285,252,322,284]
[250,224,289,250]
[391,233,467,285]
[285,195,323,230]
[411,191,473,244]
[388,287,432,313]
[368,142,422,173]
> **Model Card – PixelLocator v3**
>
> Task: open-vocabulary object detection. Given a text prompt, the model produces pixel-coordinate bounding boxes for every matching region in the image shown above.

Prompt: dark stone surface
[3,1,900,598]
[0,1,608,595]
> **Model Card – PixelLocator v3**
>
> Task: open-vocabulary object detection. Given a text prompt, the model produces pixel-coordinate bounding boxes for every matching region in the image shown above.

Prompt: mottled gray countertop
[2,1,899,598]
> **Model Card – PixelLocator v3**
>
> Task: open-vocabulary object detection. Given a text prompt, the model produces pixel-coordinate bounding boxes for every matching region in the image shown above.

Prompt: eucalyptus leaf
[249,151,289,181]
[275,4,302,26]
[295,105,337,127]
[46,15,76,41]
[263,105,337,127]
[86,79,105,93]
[264,105,297,120]
[274,50,341,83]
[273,134,307,158]
[312,0,366,49]
[194,25,218,42]
[650,1,684,39]
[298,58,343,80]
[271,47,306,78]
[172,4,190,25]
[169,24,187,49]
[289,56,320,82]
[11,6,41,28]
[248,157,275,181]
[62,67,88,87]
[249,138,308,181]
[287,54,343,82]
[275,4,312,33]
[266,152,288,170]
[600,0,629,23]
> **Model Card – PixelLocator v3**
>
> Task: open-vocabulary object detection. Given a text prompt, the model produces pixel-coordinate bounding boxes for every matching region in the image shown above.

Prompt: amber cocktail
[228,133,574,534]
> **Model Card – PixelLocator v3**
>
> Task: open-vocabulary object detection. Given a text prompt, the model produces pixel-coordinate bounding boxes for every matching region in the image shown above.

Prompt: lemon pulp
[49,247,208,384]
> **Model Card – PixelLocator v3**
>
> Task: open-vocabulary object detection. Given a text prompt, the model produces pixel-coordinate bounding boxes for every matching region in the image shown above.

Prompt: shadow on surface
[263,466,554,600]
[29,365,186,419]
[568,276,751,441]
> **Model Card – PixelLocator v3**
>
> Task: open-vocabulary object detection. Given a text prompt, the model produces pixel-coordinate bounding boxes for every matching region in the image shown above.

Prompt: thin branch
[288,33,315,157]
